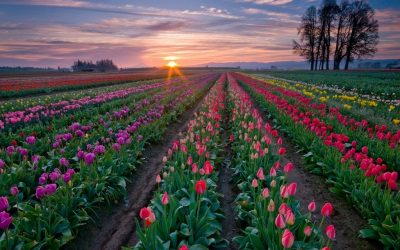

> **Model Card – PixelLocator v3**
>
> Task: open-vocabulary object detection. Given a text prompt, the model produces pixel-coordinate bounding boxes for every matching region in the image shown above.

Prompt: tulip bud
[321,203,333,217]
[268,199,275,212]
[262,188,269,198]
[251,178,258,188]
[308,201,316,212]
[270,179,276,188]
[161,192,169,205]
[304,226,312,236]
[275,214,286,229]
[156,175,161,183]
[325,224,335,240]
[281,229,294,248]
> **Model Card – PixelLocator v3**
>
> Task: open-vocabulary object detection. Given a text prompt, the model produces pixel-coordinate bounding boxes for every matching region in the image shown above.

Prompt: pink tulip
[161,192,169,205]
[262,188,269,198]
[156,175,161,183]
[287,183,297,196]
[10,186,19,196]
[251,178,258,188]
[283,162,294,173]
[308,201,316,212]
[304,226,312,236]
[281,229,294,248]
[257,168,265,180]
[191,163,198,173]
[275,214,286,229]
[179,244,189,250]
[278,147,286,155]
[268,199,275,212]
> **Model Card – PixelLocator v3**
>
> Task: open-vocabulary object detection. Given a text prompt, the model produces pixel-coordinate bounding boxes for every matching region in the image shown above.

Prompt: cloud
[238,0,293,6]
[243,8,300,23]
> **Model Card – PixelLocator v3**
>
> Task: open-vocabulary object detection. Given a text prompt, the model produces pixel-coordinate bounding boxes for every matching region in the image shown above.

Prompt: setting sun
[167,61,177,68]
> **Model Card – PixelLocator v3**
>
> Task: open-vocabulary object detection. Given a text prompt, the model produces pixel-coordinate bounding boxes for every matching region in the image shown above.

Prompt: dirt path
[216,103,240,250]
[242,84,381,250]
[64,87,210,250]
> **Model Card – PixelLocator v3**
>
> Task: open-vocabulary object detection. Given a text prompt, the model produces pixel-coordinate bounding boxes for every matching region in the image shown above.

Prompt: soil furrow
[216,93,240,250]
[64,86,211,250]
[241,83,380,250]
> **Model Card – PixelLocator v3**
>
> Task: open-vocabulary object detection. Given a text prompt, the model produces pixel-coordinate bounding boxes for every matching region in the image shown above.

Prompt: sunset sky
[0,0,399,68]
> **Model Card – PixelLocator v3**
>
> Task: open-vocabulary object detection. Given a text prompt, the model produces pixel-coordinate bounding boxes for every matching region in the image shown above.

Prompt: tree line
[293,0,379,70]
[72,59,118,72]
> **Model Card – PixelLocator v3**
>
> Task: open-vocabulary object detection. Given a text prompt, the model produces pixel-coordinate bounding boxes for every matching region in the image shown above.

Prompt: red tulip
[283,162,294,173]
[321,202,333,217]
[191,163,198,173]
[179,245,189,250]
[280,185,289,198]
[308,201,316,212]
[285,210,295,225]
[270,167,277,177]
[139,207,152,219]
[161,192,169,205]
[278,147,286,155]
[195,180,207,195]
[287,183,297,196]
[321,247,331,250]
[203,160,213,175]
[326,224,336,240]
[275,214,286,229]
[361,146,368,154]
[281,229,294,248]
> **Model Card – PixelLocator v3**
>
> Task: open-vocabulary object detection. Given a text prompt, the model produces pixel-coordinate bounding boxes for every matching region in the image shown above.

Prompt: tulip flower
[84,153,96,165]
[287,183,297,196]
[35,186,46,199]
[283,162,294,173]
[278,147,286,155]
[285,210,295,225]
[279,203,289,214]
[321,202,333,217]
[308,201,316,212]
[26,135,36,145]
[270,167,277,177]
[10,186,19,196]
[179,244,189,250]
[262,188,269,198]
[275,214,286,229]
[191,163,198,173]
[304,226,312,236]
[251,178,258,188]
[0,197,9,211]
[321,247,331,250]
[280,185,289,198]
[257,168,265,180]
[268,199,275,212]
[59,157,69,167]
[156,175,161,183]
[161,192,169,205]
[195,180,207,195]
[0,211,12,230]
[281,229,294,248]
[0,159,4,168]
[326,224,336,240]
[203,160,213,175]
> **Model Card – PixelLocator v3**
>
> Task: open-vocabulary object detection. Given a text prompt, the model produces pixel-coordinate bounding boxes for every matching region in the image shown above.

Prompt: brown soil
[216,107,240,250]
[64,88,209,250]
[244,87,381,250]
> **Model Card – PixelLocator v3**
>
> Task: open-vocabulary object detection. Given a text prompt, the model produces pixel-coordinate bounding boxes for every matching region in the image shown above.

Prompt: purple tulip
[59,157,69,167]
[75,130,84,137]
[63,173,71,183]
[84,153,96,165]
[6,146,15,155]
[67,168,76,175]
[0,211,12,230]
[53,141,60,148]
[49,171,61,182]
[94,145,106,155]
[0,159,5,169]
[18,148,28,156]
[112,143,121,152]
[137,135,143,141]
[86,144,92,151]
[0,197,9,211]
[45,184,57,196]
[76,150,85,159]
[10,186,19,196]
[26,135,36,145]
[35,186,46,199]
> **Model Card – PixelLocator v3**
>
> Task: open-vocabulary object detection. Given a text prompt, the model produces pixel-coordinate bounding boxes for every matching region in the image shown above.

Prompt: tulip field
[0,71,399,250]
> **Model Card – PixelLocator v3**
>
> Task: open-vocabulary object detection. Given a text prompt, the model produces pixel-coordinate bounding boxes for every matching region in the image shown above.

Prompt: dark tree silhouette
[344,0,379,70]
[294,0,378,71]
[72,59,118,72]
[293,6,318,70]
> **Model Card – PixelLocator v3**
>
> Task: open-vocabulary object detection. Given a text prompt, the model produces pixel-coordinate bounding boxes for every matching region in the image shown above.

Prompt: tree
[333,0,352,70]
[293,6,318,70]
[344,0,378,70]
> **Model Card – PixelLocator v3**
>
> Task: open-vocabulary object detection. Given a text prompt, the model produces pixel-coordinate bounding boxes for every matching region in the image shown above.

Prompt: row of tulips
[0,75,217,249]
[233,73,399,187]
[0,78,160,115]
[235,74,400,248]
[227,74,335,250]
[134,74,227,250]
[238,74,399,169]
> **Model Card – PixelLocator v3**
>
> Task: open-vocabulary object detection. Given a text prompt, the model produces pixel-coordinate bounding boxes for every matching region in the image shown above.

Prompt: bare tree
[344,0,379,70]
[293,6,318,70]
[333,1,352,70]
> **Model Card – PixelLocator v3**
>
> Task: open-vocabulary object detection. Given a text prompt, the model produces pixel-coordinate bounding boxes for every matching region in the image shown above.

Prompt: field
[0,70,399,250]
